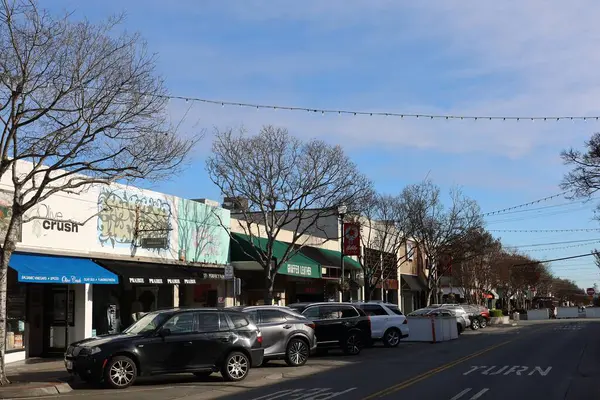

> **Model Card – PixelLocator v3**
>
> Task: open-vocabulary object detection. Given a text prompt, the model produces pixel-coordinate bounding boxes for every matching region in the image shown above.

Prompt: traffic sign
[586,287,595,296]
[224,265,234,280]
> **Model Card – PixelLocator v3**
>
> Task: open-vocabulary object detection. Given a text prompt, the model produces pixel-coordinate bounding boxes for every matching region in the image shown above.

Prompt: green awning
[293,245,362,271]
[230,233,321,278]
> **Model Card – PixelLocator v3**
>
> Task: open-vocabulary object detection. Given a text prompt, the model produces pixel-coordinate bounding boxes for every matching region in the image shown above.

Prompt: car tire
[382,328,401,348]
[103,355,137,389]
[285,338,309,367]
[480,318,488,328]
[470,318,480,330]
[342,332,362,356]
[221,352,250,382]
[193,371,213,378]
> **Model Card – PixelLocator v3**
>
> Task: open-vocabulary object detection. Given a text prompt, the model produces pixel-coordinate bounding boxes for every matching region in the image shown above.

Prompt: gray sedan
[230,305,317,367]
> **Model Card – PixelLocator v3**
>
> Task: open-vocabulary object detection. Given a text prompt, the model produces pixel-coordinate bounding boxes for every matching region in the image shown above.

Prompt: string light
[482,191,572,217]
[490,228,600,233]
[144,93,600,122]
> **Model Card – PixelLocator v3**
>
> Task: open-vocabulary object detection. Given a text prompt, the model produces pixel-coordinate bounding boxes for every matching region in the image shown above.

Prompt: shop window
[7,268,25,352]
[52,288,75,326]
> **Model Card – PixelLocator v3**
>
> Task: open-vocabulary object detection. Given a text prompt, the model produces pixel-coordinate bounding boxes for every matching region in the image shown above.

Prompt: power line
[164,95,600,122]
[515,252,600,266]
[522,241,600,253]
[506,238,600,248]
[481,191,571,217]
[490,228,600,233]
[485,198,598,217]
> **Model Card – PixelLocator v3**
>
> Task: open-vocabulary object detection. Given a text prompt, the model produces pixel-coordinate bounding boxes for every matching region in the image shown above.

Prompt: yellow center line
[361,325,548,399]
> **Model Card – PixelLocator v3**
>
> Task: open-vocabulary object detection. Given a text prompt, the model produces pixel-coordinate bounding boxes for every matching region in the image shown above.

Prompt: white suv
[353,302,409,347]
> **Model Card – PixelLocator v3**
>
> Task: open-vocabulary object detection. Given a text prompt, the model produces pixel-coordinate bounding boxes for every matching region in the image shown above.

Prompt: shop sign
[128,277,198,284]
[280,263,319,278]
[343,223,361,256]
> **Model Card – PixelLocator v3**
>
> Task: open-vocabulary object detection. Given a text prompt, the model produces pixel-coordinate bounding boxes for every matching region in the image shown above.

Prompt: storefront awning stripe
[230,233,321,278]
[10,253,119,285]
[95,259,220,285]
[292,245,362,271]
[401,274,426,291]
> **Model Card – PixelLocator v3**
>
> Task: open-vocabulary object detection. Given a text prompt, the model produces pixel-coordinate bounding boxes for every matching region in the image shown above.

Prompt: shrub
[489,309,503,318]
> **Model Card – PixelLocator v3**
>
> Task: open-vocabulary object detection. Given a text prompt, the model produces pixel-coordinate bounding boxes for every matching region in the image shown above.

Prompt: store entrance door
[42,285,74,356]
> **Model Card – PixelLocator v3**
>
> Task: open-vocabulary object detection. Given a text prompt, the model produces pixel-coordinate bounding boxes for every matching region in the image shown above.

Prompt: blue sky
[46,0,600,290]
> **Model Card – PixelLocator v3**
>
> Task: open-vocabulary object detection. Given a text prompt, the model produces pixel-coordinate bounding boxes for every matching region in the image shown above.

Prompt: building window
[7,268,26,352]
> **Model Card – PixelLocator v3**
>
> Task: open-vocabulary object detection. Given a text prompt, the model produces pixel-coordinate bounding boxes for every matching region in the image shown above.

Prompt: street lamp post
[338,203,348,302]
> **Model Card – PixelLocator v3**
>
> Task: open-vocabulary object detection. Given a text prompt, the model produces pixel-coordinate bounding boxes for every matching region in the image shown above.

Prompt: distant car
[287,302,372,355]
[231,305,317,366]
[64,308,264,388]
[353,302,409,347]
[408,307,468,334]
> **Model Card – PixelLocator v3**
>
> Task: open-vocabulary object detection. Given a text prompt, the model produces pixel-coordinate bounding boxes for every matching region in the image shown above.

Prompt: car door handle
[283,324,292,329]
[183,341,193,346]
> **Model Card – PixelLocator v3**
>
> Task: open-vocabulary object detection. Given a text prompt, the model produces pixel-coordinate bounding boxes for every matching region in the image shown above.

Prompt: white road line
[470,388,489,399]
[450,388,490,400]
[450,388,472,400]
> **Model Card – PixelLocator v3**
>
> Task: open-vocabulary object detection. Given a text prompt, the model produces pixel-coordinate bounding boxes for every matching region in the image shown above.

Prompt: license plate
[65,360,73,370]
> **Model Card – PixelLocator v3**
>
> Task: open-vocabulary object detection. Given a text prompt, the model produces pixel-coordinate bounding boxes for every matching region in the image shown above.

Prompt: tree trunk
[0,214,20,385]
[263,274,274,305]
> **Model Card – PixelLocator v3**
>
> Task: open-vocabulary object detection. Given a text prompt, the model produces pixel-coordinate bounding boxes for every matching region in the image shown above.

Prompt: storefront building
[0,162,232,363]
[229,230,364,305]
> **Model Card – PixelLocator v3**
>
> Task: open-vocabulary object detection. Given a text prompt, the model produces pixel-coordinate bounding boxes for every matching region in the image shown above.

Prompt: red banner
[343,223,361,256]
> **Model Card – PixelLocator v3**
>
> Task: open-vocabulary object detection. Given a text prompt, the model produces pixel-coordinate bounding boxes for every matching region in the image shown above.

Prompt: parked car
[64,308,264,389]
[460,305,490,329]
[287,302,371,355]
[353,302,409,347]
[230,305,317,366]
[408,307,468,334]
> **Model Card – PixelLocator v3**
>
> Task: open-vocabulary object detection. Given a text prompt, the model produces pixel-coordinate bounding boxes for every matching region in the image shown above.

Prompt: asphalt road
[30,320,600,400]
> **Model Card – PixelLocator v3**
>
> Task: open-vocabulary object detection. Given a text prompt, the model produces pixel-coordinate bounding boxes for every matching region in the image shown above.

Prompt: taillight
[305,323,316,330]
[402,319,408,324]
[256,331,263,345]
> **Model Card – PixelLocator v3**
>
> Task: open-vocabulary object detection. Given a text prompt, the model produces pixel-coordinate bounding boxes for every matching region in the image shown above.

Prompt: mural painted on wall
[97,187,173,251]
[177,199,230,265]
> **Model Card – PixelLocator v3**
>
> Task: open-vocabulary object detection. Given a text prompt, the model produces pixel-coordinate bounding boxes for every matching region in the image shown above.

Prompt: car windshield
[123,312,169,334]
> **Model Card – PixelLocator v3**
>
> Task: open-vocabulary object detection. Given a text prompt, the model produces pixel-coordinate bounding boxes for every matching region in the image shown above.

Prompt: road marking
[360,325,550,399]
[360,340,512,399]
[450,388,490,400]
[463,365,552,376]
[251,387,357,400]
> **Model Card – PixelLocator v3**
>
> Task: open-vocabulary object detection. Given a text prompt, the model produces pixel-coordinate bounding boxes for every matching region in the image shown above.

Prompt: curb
[0,382,72,399]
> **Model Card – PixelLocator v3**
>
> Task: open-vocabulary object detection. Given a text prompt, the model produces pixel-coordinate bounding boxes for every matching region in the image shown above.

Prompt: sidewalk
[0,359,72,399]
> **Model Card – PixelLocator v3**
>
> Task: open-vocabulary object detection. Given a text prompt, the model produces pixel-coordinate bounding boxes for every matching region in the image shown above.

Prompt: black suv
[287,302,372,355]
[64,308,264,389]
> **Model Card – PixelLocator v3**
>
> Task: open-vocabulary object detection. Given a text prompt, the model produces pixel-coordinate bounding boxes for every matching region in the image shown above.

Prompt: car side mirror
[158,328,171,338]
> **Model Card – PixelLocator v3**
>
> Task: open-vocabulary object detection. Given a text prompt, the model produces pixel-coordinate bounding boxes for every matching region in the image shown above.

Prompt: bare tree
[401,180,483,305]
[206,125,372,304]
[561,133,600,201]
[449,228,501,304]
[351,192,413,301]
[0,0,197,383]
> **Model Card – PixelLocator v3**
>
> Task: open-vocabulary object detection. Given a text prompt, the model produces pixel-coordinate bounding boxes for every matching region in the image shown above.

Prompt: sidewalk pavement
[0,359,72,399]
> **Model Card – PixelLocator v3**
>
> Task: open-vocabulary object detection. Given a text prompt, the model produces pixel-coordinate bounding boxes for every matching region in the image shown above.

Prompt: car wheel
[221,352,250,382]
[383,328,401,348]
[343,333,362,355]
[104,356,137,389]
[470,318,480,330]
[480,318,488,328]
[193,371,213,378]
[285,338,309,367]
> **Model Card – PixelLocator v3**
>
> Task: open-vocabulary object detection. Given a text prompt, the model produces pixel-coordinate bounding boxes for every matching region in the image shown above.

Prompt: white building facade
[1,162,232,364]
